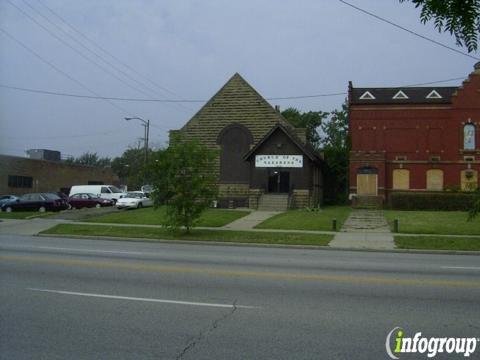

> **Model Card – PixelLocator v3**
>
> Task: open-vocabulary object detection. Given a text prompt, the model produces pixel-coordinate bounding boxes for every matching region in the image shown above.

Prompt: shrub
[389,192,476,211]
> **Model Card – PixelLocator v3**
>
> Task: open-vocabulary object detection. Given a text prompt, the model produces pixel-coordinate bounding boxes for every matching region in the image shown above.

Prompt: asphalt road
[1,235,480,359]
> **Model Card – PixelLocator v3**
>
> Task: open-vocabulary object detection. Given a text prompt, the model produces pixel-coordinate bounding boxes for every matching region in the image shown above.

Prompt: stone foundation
[218,183,250,208]
[291,189,312,209]
[248,188,264,209]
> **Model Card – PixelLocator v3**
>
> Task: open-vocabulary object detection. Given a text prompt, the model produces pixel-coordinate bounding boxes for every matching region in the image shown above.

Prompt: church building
[348,62,480,205]
[170,73,323,210]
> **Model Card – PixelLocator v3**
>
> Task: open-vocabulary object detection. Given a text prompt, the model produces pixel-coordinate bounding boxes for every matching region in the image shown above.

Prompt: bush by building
[388,192,477,211]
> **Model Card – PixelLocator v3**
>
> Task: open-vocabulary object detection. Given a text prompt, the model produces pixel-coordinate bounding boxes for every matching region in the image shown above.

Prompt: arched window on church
[464,124,475,150]
[217,124,253,183]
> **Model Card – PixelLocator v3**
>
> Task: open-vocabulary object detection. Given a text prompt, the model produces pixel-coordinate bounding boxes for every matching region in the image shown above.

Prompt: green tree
[148,135,218,233]
[111,147,145,190]
[400,0,480,52]
[321,102,350,204]
[65,152,111,167]
[281,108,329,149]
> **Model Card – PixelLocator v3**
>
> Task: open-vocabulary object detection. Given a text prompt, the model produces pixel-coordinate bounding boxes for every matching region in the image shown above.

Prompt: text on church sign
[255,155,303,168]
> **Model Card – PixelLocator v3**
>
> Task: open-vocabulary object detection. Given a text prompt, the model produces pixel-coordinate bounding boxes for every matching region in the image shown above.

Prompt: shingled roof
[178,73,296,147]
[349,83,457,105]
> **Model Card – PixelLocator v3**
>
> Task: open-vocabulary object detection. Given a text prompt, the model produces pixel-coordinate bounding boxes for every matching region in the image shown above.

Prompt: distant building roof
[349,85,457,105]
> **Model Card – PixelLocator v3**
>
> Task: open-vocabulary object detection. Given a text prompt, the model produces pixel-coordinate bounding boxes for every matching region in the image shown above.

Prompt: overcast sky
[0,0,477,159]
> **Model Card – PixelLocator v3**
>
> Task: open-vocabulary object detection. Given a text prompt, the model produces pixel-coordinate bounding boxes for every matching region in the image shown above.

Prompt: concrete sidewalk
[0,218,69,236]
[222,210,281,230]
[330,209,395,250]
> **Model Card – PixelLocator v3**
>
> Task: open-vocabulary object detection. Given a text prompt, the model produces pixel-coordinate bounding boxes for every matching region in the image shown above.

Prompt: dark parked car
[0,195,18,207]
[68,193,114,209]
[0,193,69,212]
[56,192,69,201]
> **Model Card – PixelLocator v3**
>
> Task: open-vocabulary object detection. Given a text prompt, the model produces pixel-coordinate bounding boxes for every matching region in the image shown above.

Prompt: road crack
[175,300,238,360]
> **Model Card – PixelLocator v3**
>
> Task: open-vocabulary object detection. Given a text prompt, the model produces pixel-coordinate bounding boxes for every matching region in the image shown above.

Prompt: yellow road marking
[2,254,480,288]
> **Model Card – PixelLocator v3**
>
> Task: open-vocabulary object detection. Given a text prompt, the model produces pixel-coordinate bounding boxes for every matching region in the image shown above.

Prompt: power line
[4,130,128,140]
[21,0,160,99]
[6,0,164,104]
[0,76,466,103]
[268,92,346,100]
[0,26,134,117]
[37,0,194,111]
[403,76,466,87]
[0,84,203,102]
[338,0,480,61]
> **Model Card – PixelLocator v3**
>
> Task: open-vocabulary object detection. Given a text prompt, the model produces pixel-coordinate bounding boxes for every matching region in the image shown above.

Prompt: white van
[69,185,126,203]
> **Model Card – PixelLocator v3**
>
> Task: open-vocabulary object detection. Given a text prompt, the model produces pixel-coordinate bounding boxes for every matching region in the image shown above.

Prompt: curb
[36,233,480,256]
[36,233,331,251]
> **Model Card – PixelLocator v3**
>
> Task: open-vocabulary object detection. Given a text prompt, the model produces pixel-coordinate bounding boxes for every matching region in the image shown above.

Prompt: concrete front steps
[258,194,288,211]
[352,195,383,209]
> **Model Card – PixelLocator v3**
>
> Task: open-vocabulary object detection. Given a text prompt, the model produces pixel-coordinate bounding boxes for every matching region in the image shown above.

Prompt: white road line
[441,266,480,270]
[27,288,259,309]
[1,244,144,256]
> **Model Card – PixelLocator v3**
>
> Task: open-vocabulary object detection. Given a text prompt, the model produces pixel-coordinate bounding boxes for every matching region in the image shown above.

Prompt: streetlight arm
[124,116,148,126]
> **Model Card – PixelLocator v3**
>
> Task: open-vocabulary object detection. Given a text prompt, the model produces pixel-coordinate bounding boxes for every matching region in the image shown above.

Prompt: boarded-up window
[392,169,409,190]
[357,174,377,195]
[461,170,478,191]
[426,169,443,191]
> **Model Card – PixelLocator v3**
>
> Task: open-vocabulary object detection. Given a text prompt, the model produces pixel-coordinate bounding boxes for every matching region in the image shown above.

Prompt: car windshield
[126,192,143,198]
[109,186,123,193]
[87,193,100,199]
[43,193,61,200]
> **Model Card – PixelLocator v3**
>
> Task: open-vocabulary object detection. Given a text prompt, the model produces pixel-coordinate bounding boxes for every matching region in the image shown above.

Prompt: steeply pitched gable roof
[180,73,292,133]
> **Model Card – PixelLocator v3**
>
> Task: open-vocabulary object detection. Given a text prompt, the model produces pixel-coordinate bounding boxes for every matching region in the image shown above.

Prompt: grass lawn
[385,210,480,235]
[255,206,351,231]
[395,236,480,251]
[0,211,53,219]
[85,207,250,227]
[41,224,333,246]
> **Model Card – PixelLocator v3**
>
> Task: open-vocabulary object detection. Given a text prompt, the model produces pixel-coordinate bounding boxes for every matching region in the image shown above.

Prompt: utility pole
[125,117,150,184]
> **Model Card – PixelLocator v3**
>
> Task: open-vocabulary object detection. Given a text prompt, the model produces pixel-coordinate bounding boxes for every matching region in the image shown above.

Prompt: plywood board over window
[393,169,409,190]
[461,170,478,191]
[426,169,443,191]
[357,174,377,195]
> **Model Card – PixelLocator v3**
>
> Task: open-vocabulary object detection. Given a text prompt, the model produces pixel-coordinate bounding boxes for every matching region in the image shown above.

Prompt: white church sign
[255,155,303,168]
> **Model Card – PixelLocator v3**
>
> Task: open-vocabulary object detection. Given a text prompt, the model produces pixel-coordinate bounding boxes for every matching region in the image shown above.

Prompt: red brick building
[348,62,480,205]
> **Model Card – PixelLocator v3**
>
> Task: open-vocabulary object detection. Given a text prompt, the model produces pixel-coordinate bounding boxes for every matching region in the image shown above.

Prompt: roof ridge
[179,73,291,132]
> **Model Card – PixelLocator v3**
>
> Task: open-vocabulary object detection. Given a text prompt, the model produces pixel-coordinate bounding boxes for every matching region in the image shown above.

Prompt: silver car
[116,191,153,209]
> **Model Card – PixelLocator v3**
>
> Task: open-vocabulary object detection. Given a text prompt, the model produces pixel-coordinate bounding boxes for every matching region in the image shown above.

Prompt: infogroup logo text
[386,327,478,359]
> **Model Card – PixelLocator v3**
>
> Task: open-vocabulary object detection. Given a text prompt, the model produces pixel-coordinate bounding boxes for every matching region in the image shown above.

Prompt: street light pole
[124,117,150,182]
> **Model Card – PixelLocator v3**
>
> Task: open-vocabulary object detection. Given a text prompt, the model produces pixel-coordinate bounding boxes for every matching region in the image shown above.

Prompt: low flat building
[0,154,119,196]
[171,73,324,210]
[348,62,480,205]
